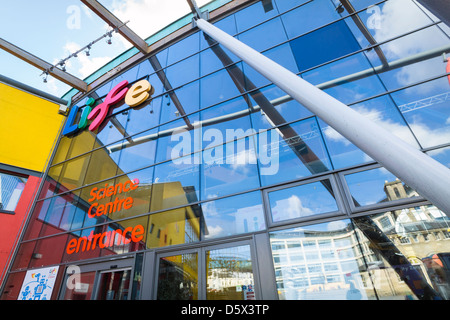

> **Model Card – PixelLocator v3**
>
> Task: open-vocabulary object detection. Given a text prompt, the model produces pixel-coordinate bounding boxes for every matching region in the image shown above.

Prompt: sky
[0,0,212,98]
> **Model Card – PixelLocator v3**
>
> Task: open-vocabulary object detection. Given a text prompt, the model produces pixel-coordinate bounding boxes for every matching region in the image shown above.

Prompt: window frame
[0,169,29,215]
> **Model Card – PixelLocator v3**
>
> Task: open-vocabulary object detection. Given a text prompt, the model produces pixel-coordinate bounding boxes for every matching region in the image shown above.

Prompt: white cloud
[109,0,213,41]
[271,195,314,222]
[63,41,113,79]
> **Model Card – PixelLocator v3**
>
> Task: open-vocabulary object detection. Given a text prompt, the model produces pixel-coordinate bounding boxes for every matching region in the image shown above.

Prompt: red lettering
[88,80,129,132]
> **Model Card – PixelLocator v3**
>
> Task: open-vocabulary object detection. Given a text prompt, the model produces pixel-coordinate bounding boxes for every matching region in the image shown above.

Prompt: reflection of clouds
[323,105,418,147]
[272,195,313,221]
[367,0,449,92]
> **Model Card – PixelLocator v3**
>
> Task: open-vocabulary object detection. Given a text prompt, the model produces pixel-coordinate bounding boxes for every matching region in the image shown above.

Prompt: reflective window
[166,32,200,66]
[390,77,450,149]
[237,17,287,52]
[353,206,450,300]
[164,54,199,89]
[200,63,245,108]
[82,147,119,186]
[0,172,27,212]
[124,97,162,136]
[160,81,200,124]
[147,206,202,248]
[270,220,378,300]
[234,0,278,32]
[201,192,265,240]
[201,138,260,200]
[274,0,310,13]
[291,20,361,73]
[206,245,255,300]
[58,154,91,191]
[200,44,240,77]
[200,14,237,49]
[267,179,339,223]
[112,129,158,174]
[344,167,420,208]
[281,0,340,39]
[152,156,200,211]
[157,252,198,300]
[258,118,332,186]
[249,84,312,131]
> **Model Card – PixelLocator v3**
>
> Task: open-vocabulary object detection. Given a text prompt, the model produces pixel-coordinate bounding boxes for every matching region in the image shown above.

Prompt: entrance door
[155,241,258,300]
[60,257,135,300]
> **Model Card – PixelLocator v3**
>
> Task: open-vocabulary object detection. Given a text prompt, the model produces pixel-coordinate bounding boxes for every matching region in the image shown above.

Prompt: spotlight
[85,49,90,56]
[336,4,344,13]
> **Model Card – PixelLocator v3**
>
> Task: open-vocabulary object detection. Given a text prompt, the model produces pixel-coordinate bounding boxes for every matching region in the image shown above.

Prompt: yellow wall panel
[0,82,64,172]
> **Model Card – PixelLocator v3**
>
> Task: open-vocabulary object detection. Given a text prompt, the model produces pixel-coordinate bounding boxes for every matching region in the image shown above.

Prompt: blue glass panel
[201,14,238,49]
[200,63,245,108]
[390,77,450,148]
[237,17,287,52]
[152,155,200,210]
[248,84,313,131]
[201,137,260,200]
[234,0,278,33]
[125,96,162,136]
[200,44,240,77]
[109,65,139,88]
[201,192,265,240]
[318,117,371,169]
[281,0,340,39]
[290,20,362,72]
[160,81,200,124]
[274,0,310,13]
[114,129,158,173]
[166,32,200,65]
[164,54,199,89]
[258,118,332,186]
[155,113,201,164]
[200,96,253,149]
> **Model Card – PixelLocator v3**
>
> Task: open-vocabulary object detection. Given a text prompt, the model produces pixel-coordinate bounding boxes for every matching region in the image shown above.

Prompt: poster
[18,266,59,300]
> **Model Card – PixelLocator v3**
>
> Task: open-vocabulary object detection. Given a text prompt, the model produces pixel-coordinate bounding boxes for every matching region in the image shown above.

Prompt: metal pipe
[195,18,450,216]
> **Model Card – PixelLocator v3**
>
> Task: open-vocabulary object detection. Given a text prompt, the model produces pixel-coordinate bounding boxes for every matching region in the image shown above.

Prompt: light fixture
[336,4,345,13]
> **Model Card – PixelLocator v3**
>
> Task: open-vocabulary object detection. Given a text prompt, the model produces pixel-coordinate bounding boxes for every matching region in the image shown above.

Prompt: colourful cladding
[0,82,64,172]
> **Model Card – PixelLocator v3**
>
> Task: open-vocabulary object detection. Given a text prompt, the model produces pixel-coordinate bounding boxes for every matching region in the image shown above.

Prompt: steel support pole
[195,18,450,216]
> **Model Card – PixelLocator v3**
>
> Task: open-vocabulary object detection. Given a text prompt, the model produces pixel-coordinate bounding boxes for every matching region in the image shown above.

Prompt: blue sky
[0,0,211,98]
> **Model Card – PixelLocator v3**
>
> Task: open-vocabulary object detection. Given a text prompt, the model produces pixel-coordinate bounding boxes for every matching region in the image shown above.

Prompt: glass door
[155,241,258,300]
[96,268,131,300]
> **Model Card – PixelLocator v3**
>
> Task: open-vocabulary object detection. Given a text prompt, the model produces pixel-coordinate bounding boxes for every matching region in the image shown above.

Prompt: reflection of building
[1,0,450,301]
[0,77,64,286]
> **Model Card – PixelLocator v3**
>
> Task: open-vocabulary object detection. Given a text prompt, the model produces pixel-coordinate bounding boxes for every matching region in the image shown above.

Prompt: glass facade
[2,0,450,300]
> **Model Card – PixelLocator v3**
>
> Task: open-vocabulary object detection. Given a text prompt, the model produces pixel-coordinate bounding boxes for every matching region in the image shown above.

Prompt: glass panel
[249,84,312,131]
[270,220,377,300]
[200,63,245,108]
[63,271,96,300]
[0,172,27,212]
[112,129,158,173]
[201,138,260,200]
[353,206,450,300]
[157,252,198,300]
[234,0,278,32]
[274,0,310,13]
[147,206,202,248]
[164,54,199,89]
[390,77,450,149]
[258,118,332,186]
[281,0,340,39]
[58,154,91,191]
[237,17,287,52]
[201,14,238,49]
[120,96,162,136]
[318,118,371,169]
[200,44,239,77]
[268,179,339,223]
[160,81,200,124]
[201,192,265,240]
[166,32,200,66]
[206,245,255,300]
[344,167,420,208]
[152,156,200,211]
[97,269,131,300]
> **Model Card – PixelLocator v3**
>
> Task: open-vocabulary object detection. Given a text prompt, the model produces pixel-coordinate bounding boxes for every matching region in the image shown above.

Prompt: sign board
[18,266,59,300]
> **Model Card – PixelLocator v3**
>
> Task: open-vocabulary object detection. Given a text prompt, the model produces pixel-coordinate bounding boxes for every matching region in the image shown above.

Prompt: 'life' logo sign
[62,79,154,136]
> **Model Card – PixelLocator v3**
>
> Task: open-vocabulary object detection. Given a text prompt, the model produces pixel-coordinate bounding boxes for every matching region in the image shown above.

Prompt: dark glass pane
[234,0,278,32]
[290,20,361,72]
